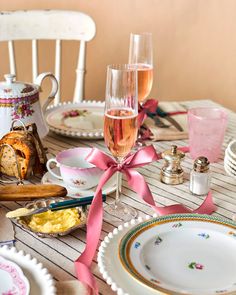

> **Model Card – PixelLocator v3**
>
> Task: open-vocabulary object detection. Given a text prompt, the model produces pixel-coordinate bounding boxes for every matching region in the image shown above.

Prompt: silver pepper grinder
[160,145,185,185]
[190,156,210,195]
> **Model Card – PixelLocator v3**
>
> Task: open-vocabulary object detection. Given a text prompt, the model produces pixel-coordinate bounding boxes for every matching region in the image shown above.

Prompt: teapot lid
[0,74,38,98]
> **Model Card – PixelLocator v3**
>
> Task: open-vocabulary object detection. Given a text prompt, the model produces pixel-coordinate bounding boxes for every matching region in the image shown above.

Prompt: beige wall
[0,0,236,110]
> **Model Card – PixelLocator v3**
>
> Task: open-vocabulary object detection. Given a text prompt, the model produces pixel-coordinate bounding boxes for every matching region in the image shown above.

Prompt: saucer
[42,167,116,198]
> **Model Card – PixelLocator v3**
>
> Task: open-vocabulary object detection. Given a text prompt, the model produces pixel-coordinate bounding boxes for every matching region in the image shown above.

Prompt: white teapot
[0,73,58,138]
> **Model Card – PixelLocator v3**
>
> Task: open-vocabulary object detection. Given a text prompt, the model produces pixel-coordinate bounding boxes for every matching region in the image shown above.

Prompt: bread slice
[0,137,36,179]
[1,123,47,176]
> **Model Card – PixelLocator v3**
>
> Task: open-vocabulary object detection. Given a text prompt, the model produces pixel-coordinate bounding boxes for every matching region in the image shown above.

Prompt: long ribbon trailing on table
[138,99,158,127]
[74,145,216,294]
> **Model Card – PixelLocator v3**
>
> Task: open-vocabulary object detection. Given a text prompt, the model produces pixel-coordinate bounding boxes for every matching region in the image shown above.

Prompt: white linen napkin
[0,208,15,246]
[143,101,188,141]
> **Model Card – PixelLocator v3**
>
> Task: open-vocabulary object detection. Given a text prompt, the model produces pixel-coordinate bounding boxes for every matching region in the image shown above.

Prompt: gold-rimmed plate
[119,214,236,295]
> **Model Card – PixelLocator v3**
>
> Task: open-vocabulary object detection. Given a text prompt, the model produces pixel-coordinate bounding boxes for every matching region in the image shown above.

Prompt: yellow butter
[6,208,34,218]
[26,208,81,233]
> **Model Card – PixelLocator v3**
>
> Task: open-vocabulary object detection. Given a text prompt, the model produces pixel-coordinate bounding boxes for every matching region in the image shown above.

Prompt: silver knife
[157,106,184,132]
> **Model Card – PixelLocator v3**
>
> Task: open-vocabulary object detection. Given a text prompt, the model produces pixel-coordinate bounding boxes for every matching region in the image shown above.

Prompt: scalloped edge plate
[0,255,30,295]
[119,214,236,295]
[98,214,236,295]
[97,214,164,295]
[0,246,56,295]
[45,100,104,139]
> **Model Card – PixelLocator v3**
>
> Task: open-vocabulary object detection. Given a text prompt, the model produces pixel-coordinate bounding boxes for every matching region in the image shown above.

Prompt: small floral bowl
[16,198,87,238]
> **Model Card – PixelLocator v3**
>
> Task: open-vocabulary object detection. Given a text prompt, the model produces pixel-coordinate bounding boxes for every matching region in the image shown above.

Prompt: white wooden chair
[0,10,96,104]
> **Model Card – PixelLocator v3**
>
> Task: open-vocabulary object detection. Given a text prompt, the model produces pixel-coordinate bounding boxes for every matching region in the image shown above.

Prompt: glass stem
[115,171,122,207]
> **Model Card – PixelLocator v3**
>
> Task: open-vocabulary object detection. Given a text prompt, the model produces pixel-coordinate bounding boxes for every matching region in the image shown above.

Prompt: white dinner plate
[42,167,116,198]
[119,214,236,295]
[98,214,236,295]
[98,215,164,295]
[45,100,104,139]
[0,255,30,295]
[0,246,56,295]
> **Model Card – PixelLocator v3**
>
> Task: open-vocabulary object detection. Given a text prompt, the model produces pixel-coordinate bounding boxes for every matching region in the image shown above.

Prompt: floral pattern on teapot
[12,98,35,119]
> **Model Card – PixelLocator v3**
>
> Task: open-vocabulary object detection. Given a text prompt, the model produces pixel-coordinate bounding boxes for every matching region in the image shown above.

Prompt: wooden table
[1,100,236,294]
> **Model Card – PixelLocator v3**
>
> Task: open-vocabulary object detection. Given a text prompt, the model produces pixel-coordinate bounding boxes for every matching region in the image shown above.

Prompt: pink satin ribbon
[138,99,158,127]
[74,145,216,294]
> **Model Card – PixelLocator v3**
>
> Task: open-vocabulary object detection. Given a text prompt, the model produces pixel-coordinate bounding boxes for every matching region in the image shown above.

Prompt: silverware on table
[156,106,184,132]
[6,194,106,218]
[152,116,170,128]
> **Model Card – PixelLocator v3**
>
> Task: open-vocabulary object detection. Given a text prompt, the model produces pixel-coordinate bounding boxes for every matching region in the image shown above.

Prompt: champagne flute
[103,64,138,222]
[129,32,153,103]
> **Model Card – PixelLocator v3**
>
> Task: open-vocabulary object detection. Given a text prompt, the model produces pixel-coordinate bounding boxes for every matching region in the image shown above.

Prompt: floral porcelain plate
[0,255,30,295]
[119,214,236,295]
[45,101,104,139]
[0,246,56,295]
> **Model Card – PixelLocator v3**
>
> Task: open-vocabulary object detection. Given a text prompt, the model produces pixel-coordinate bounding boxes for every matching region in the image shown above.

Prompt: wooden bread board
[0,184,67,201]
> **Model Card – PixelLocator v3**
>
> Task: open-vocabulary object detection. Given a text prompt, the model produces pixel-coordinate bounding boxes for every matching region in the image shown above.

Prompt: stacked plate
[98,214,236,295]
[224,139,236,178]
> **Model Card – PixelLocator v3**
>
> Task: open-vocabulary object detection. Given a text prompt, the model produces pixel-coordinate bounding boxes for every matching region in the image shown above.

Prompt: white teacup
[46,147,103,190]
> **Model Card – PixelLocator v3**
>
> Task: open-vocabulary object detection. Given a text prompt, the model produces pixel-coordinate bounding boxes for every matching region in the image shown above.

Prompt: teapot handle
[35,72,58,114]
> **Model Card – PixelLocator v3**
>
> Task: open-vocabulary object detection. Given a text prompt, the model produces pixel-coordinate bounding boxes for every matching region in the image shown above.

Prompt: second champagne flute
[104,64,138,222]
[129,32,153,103]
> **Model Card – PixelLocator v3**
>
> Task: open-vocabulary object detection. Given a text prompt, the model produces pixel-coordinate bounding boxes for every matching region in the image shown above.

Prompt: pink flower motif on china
[188,262,204,270]
[3,88,12,93]
[12,100,34,119]
[2,288,18,295]
[72,179,86,186]
[74,193,82,197]
[62,109,89,118]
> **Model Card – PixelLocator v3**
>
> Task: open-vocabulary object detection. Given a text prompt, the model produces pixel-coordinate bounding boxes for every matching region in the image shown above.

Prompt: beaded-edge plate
[0,246,56,295]
[98,214,236,295]
[45,100,104,139]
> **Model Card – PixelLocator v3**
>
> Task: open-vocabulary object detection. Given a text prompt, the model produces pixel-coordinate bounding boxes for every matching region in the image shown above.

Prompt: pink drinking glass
[187,107,228,162]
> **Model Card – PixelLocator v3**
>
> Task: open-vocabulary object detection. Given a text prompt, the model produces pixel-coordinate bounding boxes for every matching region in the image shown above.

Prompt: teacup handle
[46,158,62,180]
[35,72,58,114]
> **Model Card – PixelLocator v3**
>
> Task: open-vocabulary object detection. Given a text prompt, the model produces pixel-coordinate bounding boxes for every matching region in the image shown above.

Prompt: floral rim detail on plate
[45,100,104,139]
[119,214,236,295]
[0,255,30,295]
[0,246,56,295]
[98,214,236,295]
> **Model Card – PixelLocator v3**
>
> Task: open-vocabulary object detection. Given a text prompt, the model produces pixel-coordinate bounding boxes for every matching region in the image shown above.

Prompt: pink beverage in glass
[137,64,153,102]
[104,108,138,159]
[187,107,228,162]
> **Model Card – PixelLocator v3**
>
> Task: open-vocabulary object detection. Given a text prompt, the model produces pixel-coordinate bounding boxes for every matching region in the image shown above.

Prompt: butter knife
[6,194,106,218]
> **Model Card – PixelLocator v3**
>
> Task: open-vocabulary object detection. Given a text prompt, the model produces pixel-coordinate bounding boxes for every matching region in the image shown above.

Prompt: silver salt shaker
[190,156,211,195]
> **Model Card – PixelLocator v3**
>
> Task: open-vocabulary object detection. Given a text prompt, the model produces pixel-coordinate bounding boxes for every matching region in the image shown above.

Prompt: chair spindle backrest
[0,10,96,105]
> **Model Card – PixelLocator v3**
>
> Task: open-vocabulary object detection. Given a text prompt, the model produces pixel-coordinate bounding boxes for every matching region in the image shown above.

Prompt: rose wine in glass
[104,109,137,159]
[129,33,153,103]
[104,64,138,222]
[137,64,153,102]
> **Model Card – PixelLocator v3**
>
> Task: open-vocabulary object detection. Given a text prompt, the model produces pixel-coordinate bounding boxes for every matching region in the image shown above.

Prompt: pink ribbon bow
[74,145,216,294]
[138,98,158,127]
